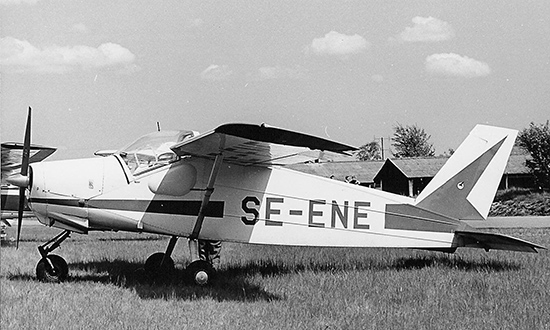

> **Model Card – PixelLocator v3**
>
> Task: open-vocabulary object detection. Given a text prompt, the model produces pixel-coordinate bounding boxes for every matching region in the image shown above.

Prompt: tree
[356,141,382,161]
[391,123,435,158]
[517,121,550,189]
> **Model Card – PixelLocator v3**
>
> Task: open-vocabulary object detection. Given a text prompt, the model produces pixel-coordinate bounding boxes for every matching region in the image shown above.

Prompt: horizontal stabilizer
[455,230,546,253]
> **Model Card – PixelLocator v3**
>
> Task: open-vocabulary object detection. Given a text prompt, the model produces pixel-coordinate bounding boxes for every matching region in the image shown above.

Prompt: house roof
[288,160,384,183]
[383,157,449,179]
[504,154,530,174]
[374,154,531,180]
[289,154,531,183]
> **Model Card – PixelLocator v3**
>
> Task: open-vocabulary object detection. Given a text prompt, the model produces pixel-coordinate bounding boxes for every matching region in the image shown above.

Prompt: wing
[1,143,56,182]
[455,230,546,253]
[171,123,357,166]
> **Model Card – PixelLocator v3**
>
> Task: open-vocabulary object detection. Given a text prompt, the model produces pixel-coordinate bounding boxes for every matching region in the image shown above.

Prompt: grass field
[1,225,549,330]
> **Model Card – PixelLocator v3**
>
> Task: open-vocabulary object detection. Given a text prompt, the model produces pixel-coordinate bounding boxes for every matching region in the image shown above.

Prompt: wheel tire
[187,260,214,286]
[36,254,68,283]
[144,252,175,280]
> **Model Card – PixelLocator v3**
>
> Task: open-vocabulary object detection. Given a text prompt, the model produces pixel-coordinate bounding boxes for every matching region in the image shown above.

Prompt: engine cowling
[28,156,128,233]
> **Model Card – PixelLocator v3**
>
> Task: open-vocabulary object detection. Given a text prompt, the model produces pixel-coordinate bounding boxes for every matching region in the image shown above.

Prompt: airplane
[5,107,545,285]
[1,142,56,227]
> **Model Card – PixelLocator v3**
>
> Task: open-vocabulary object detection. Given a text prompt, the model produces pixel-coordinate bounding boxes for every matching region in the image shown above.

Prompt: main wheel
[144,252,175,279]
[36,254,68,283]
[186,260,214,286]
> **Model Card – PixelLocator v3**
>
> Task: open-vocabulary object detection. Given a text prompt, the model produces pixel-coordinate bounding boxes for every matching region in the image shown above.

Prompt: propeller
[6,107,32,248]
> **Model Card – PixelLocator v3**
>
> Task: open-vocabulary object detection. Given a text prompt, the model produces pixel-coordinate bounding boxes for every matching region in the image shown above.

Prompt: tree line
[356,121,550,189]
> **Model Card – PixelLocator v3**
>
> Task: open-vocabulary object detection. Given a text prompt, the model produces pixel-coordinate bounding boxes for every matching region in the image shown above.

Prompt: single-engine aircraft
[2,142,56,225]
[6,107,545,285]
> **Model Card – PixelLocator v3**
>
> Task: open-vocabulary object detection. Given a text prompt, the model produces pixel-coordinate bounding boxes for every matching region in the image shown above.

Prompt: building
[372,154,535,197]
[373,157,448,196]
[499,154,536,189]
[291,152,536,197]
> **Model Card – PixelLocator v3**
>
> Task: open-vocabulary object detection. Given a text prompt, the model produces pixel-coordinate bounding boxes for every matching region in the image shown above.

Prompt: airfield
[1,217,549,329]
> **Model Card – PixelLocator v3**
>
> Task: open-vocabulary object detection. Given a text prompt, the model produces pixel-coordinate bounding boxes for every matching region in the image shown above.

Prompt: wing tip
[214,123,357,153]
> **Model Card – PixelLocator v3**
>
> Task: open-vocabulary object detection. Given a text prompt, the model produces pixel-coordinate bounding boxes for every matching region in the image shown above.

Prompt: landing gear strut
[143,237,218,285]
[36,230,71,282]
[187,238,215,286]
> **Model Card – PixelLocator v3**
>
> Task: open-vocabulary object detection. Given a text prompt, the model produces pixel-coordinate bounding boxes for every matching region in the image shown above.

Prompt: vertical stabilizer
[414,125,517,220]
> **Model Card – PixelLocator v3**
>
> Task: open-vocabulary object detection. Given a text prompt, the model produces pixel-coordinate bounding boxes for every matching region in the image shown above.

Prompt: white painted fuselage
[28,155,459,250]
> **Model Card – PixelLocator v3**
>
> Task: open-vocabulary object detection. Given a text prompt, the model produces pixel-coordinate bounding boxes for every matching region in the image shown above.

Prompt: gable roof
[384,157,449,178]
[290,154,531,184]
[374,154,531,180]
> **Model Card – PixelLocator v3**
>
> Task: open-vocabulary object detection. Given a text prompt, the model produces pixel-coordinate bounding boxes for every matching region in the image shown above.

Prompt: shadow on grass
[7,259,282,302]
[387,255,521,272]
[4,254,520,301]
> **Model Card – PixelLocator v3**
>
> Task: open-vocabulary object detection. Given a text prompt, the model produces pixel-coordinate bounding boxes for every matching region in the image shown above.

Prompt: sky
[1,0,549,160]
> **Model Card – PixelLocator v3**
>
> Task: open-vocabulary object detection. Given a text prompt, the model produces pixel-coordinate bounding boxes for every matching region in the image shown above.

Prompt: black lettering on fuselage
[331,200,349,228]
[265,197,284,226]
[240,196,371,230]
[241,196,260,225]
[308,199,325,228]
[353,201,371,229]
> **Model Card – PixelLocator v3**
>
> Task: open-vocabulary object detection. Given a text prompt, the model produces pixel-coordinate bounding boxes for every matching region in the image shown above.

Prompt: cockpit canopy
[117,130,195,175]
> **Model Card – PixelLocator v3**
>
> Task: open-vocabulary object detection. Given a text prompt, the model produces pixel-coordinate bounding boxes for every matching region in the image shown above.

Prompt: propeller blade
[21,107,32,177]
[16,107,32,249]
[16,187,25,249]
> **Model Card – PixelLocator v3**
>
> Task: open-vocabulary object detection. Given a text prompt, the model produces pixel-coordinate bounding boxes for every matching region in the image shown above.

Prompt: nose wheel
[36,254,68,283]
[36,230,71,282]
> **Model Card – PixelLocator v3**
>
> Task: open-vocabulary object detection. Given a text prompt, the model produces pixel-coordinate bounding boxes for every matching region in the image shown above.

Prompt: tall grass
[1,226,549,330]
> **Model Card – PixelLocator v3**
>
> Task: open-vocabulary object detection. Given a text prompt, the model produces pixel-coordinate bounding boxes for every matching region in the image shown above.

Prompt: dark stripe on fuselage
[384,204,460,232]
[28,198,225,218]
[142,200,224,218]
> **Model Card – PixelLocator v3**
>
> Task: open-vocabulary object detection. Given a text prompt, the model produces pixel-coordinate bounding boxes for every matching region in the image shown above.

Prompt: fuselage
[26,150,462,250]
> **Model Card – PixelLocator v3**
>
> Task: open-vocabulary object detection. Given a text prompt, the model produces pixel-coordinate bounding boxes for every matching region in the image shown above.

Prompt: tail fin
[414,125,517,220]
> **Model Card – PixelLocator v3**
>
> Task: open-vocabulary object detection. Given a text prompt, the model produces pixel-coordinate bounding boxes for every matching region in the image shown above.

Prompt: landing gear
[144,252,175,279]
[36,230,71,282]
[36,254,68,282]
[142,237,219,285]
[187,260,214,286]
[186,238,220,286]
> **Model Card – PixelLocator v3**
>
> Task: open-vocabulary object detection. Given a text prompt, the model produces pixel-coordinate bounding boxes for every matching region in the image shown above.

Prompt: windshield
[117,130,194,175]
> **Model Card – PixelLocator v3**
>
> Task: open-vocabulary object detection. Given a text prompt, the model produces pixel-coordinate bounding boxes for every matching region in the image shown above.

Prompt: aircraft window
[117,130,194,175]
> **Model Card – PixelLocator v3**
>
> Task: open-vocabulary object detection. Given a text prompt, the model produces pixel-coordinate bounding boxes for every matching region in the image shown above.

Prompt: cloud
[396,16,454,43]
[425,53,491,77]
[0,37,138,73]
[200,64,233,81]
[307,31,369,57]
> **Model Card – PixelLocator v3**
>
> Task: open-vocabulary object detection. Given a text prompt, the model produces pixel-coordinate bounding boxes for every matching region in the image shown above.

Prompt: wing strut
[189,135,225,244]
